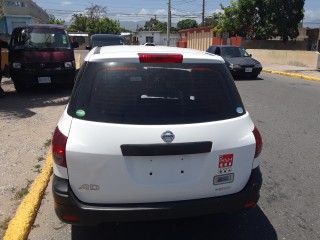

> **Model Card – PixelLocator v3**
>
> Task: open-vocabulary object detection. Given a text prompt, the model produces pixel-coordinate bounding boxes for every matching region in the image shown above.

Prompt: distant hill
[120,21,146,32]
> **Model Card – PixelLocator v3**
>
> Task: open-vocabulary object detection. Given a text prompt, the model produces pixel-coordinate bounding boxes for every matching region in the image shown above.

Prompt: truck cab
[9,24,79,92]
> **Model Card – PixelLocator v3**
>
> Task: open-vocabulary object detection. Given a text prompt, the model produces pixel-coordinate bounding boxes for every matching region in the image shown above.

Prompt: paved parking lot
[1,68,320,239]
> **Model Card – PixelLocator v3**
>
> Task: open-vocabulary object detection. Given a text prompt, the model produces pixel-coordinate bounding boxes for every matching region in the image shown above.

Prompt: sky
[33,0,320,28]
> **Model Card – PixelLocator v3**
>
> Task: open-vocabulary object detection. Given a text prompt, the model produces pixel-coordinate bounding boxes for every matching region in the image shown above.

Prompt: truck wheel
[13,80,26,93]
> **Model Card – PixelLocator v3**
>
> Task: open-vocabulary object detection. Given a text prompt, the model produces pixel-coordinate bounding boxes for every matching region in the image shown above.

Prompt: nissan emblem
[161,131,175,143]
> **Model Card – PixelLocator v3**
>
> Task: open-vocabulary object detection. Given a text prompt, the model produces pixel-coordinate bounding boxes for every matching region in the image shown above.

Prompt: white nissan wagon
[52,46,263,225]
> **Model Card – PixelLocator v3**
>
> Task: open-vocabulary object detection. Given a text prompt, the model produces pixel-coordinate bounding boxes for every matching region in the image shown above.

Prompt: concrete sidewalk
[262,63,320,80]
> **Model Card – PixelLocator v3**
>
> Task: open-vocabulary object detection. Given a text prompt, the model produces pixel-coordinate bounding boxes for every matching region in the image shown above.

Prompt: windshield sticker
[218,154,233,174]
[236,107,244,114]
[62,36,67,44]
[76,109,86,117]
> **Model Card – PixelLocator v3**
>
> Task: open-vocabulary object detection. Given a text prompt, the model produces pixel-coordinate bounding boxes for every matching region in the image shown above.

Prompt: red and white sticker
[218,154,233,173]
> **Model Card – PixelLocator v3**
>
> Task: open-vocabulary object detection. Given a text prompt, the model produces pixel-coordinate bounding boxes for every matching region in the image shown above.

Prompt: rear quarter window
[68,62,245,125]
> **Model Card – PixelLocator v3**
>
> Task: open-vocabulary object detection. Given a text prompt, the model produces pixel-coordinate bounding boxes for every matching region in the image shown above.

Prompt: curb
[4,151,53,240]
[262,69,320,82]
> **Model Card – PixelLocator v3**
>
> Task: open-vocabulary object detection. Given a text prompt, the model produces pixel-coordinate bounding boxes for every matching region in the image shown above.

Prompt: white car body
[52,46,263,225]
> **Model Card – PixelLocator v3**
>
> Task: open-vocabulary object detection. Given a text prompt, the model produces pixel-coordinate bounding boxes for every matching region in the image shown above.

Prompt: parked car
[52,45,263,225]
[206,45,262,78]
[142,42,156,46]
[8,24,79,92]
[86,34,124,50]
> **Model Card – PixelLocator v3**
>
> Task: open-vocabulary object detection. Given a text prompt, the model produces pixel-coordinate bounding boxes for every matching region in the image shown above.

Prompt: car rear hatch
[65,61,256,204]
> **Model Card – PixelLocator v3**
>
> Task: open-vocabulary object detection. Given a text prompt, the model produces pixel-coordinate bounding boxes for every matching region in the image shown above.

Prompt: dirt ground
[0,78,71,238]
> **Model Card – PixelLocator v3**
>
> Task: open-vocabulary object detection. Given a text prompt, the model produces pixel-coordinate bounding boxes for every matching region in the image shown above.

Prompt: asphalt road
[28,72,320,240]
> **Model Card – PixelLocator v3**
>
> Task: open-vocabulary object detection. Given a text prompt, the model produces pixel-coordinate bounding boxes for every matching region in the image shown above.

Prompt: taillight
[244,201,257,208]
[253,126,263,158]
[138,53,183,63]
[52,126,68,168]
[62,215,79,222]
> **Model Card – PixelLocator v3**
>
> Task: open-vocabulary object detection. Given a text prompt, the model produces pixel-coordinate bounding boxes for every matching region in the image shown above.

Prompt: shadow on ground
[0,81,71,119]
[72,206,277,240]
[233,76,264,81]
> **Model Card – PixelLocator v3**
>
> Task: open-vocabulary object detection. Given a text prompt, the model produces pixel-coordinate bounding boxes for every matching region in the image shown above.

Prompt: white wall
[159,33,180,47]
[247,49,320,69]
[135,32,161,45]
[133,31,179,46]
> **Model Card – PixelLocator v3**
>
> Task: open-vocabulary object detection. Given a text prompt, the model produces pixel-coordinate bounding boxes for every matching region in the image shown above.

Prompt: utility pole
[167,0,171,46]
[202,0,205,27]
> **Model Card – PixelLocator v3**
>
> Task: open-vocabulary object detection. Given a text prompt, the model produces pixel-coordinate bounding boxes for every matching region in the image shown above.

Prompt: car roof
[91,34,122,39]
[13,24,65,31]
[84,45,225,64]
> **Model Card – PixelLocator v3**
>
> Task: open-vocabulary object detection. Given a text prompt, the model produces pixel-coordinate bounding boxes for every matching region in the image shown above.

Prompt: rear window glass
[91,37,123,47]
[68,62,245,125]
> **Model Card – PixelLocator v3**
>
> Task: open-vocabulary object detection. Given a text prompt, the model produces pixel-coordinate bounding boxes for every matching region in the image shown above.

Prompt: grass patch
[10,187,16,193]
[0,216,12,230]
[34,164,41,169]
[14,179,32,200]
[44,139,51,148]
[33,164,41,173]
[37,156,45,162]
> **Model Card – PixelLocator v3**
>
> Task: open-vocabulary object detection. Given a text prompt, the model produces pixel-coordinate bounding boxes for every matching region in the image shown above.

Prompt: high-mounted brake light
[52,126,68,168]
[138,53,183,63]
[253,126,263,158]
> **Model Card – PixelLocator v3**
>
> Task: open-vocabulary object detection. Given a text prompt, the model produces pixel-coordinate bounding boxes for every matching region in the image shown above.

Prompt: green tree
[200,17,217,27]
[67,4,121,35]
[212,0,304,41]
[93,18,121,34]
[270,0,305,41]
[48,14,66,25]
[212,2,241,36]
[143,18,167,32]
[176,19,198,31]
[68,13,88,32]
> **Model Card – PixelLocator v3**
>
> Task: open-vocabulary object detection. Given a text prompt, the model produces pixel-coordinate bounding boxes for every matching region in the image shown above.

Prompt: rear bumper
[53,167,262,225]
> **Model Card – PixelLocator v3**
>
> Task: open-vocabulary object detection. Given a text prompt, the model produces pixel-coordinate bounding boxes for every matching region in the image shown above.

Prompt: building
[177,25,320,52]
[132,31,180,46]
[0,0,49,40]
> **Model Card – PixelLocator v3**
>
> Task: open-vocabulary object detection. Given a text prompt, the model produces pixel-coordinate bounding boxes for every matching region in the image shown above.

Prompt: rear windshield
[91,37,123,47]
[68,62,245,125]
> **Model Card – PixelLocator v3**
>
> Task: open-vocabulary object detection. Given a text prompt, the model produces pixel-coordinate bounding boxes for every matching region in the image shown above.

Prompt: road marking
[263,69,320,82]
[4,150,53,240]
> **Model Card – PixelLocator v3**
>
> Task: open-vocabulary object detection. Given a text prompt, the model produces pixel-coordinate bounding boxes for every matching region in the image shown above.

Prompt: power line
[46,8,203,17]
